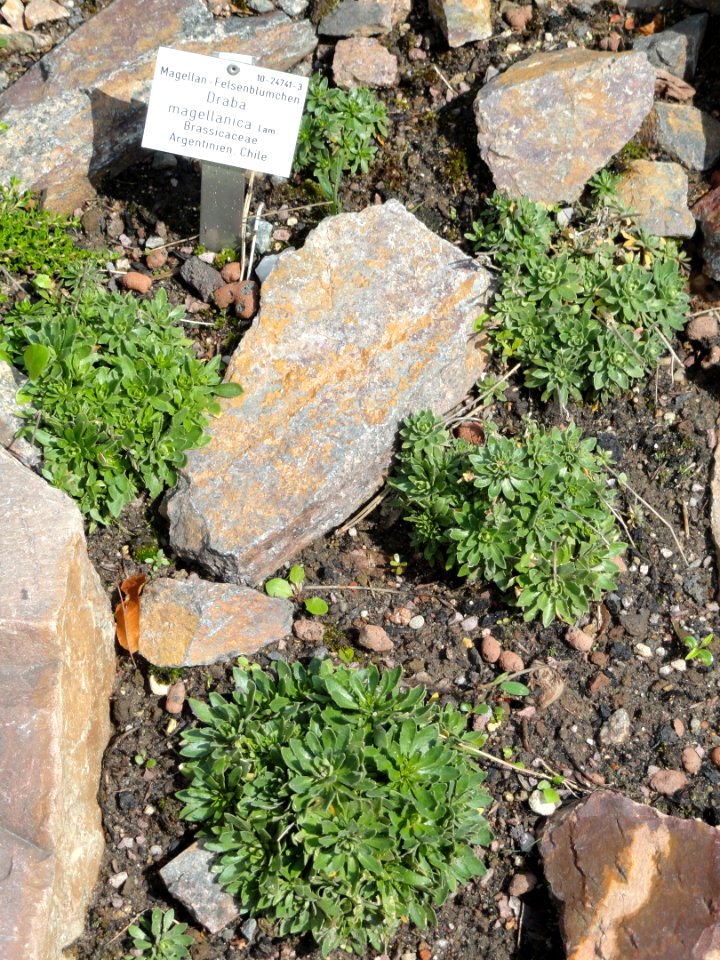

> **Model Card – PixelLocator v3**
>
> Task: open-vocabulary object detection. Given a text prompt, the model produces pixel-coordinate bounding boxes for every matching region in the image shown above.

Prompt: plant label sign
[142,47,309,177]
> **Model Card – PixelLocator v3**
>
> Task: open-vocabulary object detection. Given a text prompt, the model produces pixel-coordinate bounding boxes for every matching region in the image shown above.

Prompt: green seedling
[134,546,171,572]
[133,752,158,770]
[390,412,625,626]
[389,553,407,576]
[672,620,715,667]
[295,74,387,214]
[265,564,329,616]
[124,907,192,960]
[177,657,493,957]
[536,778,562,807]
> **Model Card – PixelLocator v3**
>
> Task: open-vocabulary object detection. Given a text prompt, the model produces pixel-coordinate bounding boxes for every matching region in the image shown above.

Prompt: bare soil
[3,2,720,959]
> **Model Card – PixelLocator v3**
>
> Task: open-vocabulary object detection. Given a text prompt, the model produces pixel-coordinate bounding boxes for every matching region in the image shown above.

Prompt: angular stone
[160,842,240,934]
[474,49,656,204]
[0,0,24,32]
[180,256,224,302]
[0,360,41,469]
[428,0,491,48]
[318,0,394,37]
[0,1,317,212]
[693,185,720,281]
[645,103,720,172]
[333,36,398,88]
[633,14,707,81]
[616,160,695,238]
[138,577,293,667]
[0,449,115,960]
[23,0,70,27]
[540,791,720,960]
[167,200,492,583]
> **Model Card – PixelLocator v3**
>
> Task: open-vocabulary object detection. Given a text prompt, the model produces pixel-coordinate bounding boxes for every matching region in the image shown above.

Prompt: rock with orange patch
[167,200,492,583]
[540,790,720,960]
[0,0,317,212]
[138,577,293,667]
[474,49,656,203]
[0,448,115,960]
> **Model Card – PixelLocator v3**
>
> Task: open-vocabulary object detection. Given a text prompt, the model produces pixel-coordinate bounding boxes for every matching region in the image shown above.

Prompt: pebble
[108,871,128,889]
[670,659,687,672]
[120,271,152,295]
[292,618,325,645]
[149,845,163,858]
[221,261,242,283]
[635,643,653,659]
[660,548,674,559]
[528,789,558,816]
[565,625,594,652]
[709,746,720,769]
[146,248,168,270]
[357,624,394,652]
[507,870,538,896]
[681,746,702,774]
[460,615,478,631]
[598,708,631,747]
[480,632,501,663]
[408,615,425,630]
[165,680,186,715]
[649,768,688,795]
[386,606,413,626]
[498,649,524,672]
[145,235,165,250]
[659,665,673,677]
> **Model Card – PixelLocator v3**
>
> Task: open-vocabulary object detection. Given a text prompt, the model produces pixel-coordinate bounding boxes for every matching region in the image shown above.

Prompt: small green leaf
[23,343,50,380]
[265,578,293,598]
[304,596,328,616]
[214,382,243,398]
[499,681,530,697]
[288,564,305,586]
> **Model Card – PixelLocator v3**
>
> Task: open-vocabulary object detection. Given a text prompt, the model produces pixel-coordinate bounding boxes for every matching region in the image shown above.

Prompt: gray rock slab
[0,0,317,212]
[0,449,115,960]
[167,199,492,583]
[474,49,656,203]
[0,359,41,468]
[160,842,240,934]
[633,14,708,81]
[616,160,695,237]
[138,576,293,667]
[318,0,394,36]
[645,103,720,172]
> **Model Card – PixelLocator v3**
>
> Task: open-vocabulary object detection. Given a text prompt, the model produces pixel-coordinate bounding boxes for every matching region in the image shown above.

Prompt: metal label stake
[199,53,254,252]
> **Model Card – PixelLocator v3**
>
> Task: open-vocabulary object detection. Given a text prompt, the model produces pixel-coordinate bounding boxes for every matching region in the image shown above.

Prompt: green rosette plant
[389,412,626,625]
[177,658,492,957]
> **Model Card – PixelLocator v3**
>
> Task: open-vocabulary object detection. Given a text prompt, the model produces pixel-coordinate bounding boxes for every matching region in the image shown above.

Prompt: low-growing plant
[0,177,104,275]
[466,176,689,407]
[265,563,329,615]
[295,74,387,213]
[672,620,715,667]
[0,263,242,526]
[389,412,625,626]
[177,657,493,957]
[124,907,192,960]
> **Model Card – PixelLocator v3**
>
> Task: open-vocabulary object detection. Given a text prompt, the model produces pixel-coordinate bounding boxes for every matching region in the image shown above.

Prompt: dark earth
[3,1,720,958]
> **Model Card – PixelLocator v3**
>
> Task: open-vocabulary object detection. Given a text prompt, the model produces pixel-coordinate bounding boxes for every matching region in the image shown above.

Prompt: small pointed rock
[23,0,70,27]
[616,160,695,238]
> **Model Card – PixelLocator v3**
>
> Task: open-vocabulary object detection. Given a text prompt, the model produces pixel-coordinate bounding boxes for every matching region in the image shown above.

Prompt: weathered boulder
[617,160,695,237]
[0,449,115,960]
[332,36,398,88]
[0,359,41,469]
[0,0,317,212]
[138,576,293,667]
[693,185,720,280]
[167,200,492,583]
[540,791,720,960]
[474,49,656,203]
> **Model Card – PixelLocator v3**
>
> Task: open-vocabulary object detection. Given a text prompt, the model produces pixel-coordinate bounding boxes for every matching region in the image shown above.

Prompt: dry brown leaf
[115,573,146,653]
[638,13,663,34]
[655,68,695,102]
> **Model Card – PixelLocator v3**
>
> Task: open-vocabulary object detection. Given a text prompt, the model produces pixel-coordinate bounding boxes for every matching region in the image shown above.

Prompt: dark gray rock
[646,103,720,171]
[179,257,224,302]
[633,14,708,81]
[160,842,239,934]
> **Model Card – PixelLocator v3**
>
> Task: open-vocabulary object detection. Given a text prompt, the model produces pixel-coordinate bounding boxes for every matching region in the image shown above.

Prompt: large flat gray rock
[0,0,316,212]
[474,49,656,203]
[167,200,492,583]
[0,449,115,960]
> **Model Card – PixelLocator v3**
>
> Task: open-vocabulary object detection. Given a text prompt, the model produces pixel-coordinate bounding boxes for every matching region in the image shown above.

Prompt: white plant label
[142,47,309,177]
